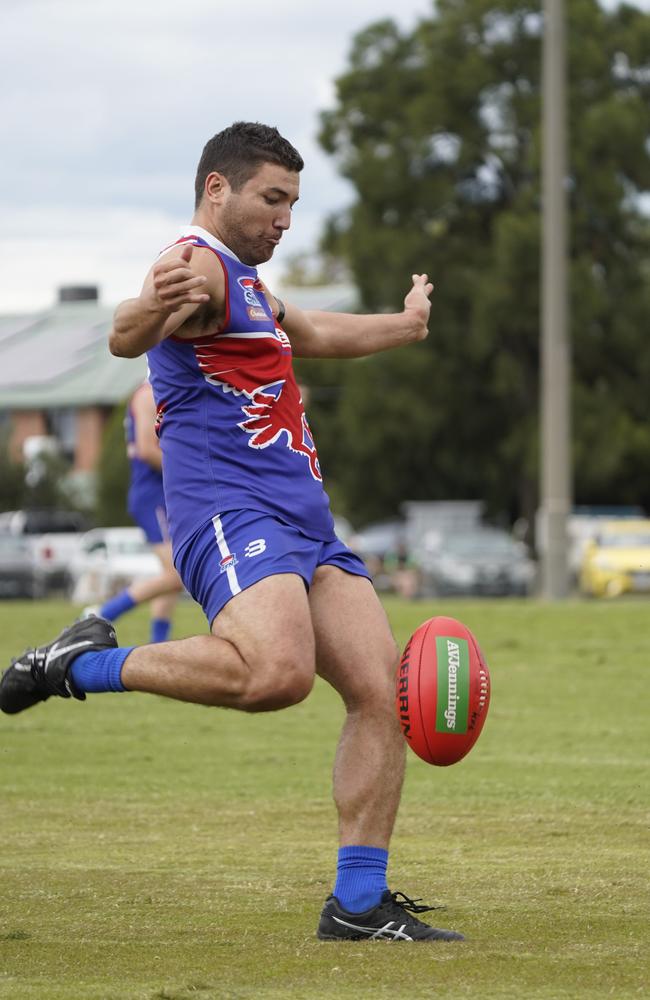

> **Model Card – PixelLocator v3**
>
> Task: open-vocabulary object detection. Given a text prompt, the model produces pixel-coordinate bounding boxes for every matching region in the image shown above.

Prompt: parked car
[0,509,89,535]
[0,532,49,598]
[68,527,162,604]
[579,519,650,598]
[417,527,535,597]
[535,504,645,584]
[0,508,90,593]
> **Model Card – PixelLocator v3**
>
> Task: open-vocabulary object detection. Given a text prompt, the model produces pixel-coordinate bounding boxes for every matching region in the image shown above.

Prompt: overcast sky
[0,0,647,314]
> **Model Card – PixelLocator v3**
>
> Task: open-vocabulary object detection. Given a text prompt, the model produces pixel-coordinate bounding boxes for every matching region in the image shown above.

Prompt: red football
[396,616,490,766]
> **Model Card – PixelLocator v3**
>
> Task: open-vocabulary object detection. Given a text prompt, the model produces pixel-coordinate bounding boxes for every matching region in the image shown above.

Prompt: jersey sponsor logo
[244,538,267,558]
[219,552,239,573]
[237,276,265,310]
[247,306,268,321]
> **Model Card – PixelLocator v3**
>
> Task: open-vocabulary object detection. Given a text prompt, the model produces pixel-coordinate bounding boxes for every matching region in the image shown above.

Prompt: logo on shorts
[244,539,267,558]
[219,552,239,573]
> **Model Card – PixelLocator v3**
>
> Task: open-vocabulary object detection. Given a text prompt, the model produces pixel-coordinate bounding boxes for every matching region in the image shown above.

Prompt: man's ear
[204,171,230,205]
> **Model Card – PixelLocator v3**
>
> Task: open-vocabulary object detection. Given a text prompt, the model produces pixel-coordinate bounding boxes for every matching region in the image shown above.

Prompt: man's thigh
[151,540,176,574]
[177,510,322,667]
[211,571,315,674]
[309,565,399,703]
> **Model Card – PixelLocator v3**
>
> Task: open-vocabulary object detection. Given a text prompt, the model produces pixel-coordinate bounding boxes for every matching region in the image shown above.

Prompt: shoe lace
[10,650,37,670]
[390,891,445,914]
[27,649,44,672]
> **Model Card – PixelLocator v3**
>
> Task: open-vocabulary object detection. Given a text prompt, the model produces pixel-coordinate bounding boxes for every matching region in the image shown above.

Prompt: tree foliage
[316,0,650,529]
[0,429,26,511]
[95,402,132,527]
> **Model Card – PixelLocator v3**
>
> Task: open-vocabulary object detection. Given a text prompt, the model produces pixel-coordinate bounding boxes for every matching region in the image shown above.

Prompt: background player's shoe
[317,890,465,942]
[0,616,118,715]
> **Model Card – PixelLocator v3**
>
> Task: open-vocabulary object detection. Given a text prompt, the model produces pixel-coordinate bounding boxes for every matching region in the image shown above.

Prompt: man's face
[217,161,300,266]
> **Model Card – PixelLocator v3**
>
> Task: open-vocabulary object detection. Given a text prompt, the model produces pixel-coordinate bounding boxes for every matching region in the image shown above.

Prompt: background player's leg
[148,542,183,641]
[95,543,182,624]
[122,543,183,606]
[121,573,316,711]
[309,566,404,848]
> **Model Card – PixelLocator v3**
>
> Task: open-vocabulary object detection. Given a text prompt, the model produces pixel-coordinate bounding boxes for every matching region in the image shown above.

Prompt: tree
[95,402,132,527]
[0,428,25,510]
[318,0,650,528]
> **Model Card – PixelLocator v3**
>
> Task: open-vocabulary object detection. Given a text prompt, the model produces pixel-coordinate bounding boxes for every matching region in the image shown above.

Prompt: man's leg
[2,574,315,715]
[123,574,315,711]
[309,566,404,848]
[148,542,183,642]
[94,542,182,631]
[311,566,463,941]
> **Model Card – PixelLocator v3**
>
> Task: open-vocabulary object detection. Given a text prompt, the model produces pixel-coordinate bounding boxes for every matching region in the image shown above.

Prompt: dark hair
[194,121,304,208]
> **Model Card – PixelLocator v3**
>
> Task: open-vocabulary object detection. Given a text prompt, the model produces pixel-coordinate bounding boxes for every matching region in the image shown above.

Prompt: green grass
[0,597,649,999]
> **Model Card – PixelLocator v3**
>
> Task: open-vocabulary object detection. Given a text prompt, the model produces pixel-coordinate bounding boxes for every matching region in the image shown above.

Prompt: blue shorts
[175,510,371,626]
[129,498,170,545]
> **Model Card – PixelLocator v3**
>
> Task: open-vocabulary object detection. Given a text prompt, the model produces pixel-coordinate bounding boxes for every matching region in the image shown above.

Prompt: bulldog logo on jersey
[238,379,322,482]
[192,317,322,482]
[238,276,269,322]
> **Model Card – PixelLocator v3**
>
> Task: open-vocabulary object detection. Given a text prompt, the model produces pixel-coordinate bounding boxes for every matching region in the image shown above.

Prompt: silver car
[418,528,535,597]
[0,533,48,599]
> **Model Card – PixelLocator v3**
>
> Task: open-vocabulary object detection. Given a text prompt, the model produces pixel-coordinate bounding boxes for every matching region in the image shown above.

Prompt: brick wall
[9,411,48,463]
[8,406,110,473]
[74,407,110,472]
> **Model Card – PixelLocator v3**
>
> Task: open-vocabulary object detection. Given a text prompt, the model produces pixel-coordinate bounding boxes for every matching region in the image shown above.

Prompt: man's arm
[274,274,433,360]
[109,245,213,358]
[131,384,162,471]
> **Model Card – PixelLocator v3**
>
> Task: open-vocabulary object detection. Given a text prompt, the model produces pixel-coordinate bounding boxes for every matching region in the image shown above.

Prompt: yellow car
[579,519,650,598]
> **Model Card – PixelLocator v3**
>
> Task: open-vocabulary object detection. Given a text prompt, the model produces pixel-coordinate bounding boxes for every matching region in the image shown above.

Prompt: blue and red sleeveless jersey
[146,226,335,556]
[125,382,165,508]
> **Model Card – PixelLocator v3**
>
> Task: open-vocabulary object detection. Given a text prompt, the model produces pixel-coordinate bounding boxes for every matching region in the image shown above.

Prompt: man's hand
[109,244,214,358]
[403,273,434,341]
[146,244,210,315]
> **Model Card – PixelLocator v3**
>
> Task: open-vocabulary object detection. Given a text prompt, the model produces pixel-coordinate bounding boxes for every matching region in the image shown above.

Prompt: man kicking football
[1,121,463,943]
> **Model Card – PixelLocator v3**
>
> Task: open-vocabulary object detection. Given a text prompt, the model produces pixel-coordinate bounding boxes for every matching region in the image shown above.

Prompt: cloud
[2,0,648,310]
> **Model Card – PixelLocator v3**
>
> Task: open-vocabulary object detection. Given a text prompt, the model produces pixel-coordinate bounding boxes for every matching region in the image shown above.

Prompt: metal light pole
[540,0,571,599]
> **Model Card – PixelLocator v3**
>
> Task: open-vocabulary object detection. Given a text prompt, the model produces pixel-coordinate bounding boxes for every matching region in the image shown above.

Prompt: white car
[69,527,162,604]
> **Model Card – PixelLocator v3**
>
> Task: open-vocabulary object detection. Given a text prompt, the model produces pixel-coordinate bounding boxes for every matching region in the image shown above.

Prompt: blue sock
[70,647,134,694]
[333,846,389,913]
[150,618,171,643]
[99,591,137,622]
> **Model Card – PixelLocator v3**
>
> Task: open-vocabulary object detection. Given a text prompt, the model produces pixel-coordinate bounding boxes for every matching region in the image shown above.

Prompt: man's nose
[275,206,292,231]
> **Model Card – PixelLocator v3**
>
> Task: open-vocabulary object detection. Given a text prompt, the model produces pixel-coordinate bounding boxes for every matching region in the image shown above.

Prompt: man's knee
[241,654,315,712]
[165,572,184,593]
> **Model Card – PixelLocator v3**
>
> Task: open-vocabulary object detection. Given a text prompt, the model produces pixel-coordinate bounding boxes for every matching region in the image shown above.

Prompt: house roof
[0,301,147,410]
[0,281,358,411]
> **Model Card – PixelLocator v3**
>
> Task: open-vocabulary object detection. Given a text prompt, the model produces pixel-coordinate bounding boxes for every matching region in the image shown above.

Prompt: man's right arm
[109,244,211,358]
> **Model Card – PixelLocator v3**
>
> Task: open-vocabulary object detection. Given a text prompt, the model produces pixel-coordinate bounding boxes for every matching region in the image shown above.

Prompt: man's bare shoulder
[146,242,227,341]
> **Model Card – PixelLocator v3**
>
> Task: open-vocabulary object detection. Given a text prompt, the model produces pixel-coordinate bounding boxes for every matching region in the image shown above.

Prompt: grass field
[0,597,648,1000]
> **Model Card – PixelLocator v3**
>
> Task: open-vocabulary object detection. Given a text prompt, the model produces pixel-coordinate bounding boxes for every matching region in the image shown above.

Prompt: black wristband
[275,297,286,324]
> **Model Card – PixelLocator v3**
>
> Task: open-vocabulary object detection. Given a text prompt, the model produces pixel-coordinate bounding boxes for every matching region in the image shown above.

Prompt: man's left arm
[131,385,162,471]
[272,274,433,359]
